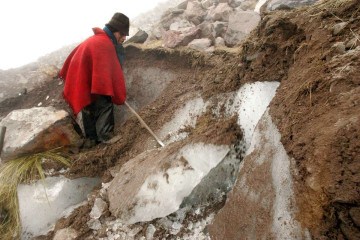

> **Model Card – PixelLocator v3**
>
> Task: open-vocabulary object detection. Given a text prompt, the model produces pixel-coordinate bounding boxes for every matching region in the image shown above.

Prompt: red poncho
[59,28,126,115]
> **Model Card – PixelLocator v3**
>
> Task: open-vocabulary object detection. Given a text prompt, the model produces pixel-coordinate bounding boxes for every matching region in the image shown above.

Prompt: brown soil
[1,0,359,239]
[250,1,360,238]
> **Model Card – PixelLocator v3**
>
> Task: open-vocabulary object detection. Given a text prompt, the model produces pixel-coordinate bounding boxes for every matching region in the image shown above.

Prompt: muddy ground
[0,0,359,239]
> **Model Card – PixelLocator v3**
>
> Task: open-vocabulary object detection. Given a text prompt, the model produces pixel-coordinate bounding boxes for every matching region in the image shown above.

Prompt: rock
[228,0,243,8]
[87,219,102,231]
[20,88,27,95]
[332,42,346,54]
[90,198,108,219]
[126,30,149,44]
[346,37,359,49]
[206,3,233,22]
[230,0,259,9]
[205,46,216,53]
[246,52,260,62]
[53,228,78,240]
[215,37,225,47]
[177,0,189,10]
[188,38,212,51]
[146,224,156,240]
[185,1,207,25]
[224,10,261,46]
[0,107,82,161]
[201,0,218,9]
[170,19,195,32]
[266,0,320,11]
[333,22,348,36]
[170,222,182,235]
[162,27,201,48]
[162,30,182,48]
[171,9,185,15]
[212,21,228,38]
[160,13,185,30]
[158,217,173,229]
[198,21,215,39]
[148,25,166,40]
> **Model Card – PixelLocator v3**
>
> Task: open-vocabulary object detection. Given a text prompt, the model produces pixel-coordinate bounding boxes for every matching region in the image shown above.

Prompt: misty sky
[0,0,168,70]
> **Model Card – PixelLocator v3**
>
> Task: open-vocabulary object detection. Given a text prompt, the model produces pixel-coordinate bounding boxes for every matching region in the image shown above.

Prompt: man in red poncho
[59,12,129,147]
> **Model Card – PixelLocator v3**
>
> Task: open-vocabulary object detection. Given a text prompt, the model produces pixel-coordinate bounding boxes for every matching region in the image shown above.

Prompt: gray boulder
[0,107,81,161]
[126,30,149,44]
[266,0,320,11]
[224,10,260,46]
[188,38,212,51]
[162,27,201,48]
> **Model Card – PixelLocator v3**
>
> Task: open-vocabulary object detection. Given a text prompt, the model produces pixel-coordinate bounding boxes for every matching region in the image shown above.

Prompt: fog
[0,0,170,70]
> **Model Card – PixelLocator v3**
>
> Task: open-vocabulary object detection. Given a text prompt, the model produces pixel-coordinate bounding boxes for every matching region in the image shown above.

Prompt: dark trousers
[82,95,114,142]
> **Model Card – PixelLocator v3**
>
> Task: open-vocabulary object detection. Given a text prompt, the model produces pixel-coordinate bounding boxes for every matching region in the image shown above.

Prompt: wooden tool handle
[125,101,165,147]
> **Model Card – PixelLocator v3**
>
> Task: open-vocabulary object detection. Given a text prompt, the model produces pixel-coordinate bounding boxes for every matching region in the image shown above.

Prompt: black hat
[107,12,130,36]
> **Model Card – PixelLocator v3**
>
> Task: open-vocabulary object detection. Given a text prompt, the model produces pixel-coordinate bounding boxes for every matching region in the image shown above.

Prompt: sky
[0,0,168,70]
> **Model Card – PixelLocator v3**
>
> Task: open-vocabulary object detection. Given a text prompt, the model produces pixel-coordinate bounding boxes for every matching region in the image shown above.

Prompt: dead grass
[0,150,70,239]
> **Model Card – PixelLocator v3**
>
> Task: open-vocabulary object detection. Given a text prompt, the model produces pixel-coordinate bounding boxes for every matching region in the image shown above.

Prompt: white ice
[18,176,100,239]
[246,109,304,239]
[226,81,280,150]
[157,82,279,152]
[159,98,208,144]
[126,143,229,224]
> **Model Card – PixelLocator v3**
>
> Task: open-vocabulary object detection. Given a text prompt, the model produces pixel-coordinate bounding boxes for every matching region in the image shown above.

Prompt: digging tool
[125,101,165,147]
[0,126,6,155]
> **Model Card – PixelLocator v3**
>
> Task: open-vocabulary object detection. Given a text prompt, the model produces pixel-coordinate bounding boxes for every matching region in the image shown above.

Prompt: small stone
[333,22,348,36]
[170,222,182,235]
[53,228,78,240]
[158,217,173,229]
[332,42,346,54]
[146,224,156,240]
[90,198,108,219]
[87,219,102,230]
[37,102,43,107]
[346,37,359,49]
[20,88,27,95]
[215,37,225,47]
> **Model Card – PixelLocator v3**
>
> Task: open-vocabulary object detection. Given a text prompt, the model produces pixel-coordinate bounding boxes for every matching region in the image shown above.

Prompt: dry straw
[0,150,70,239]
